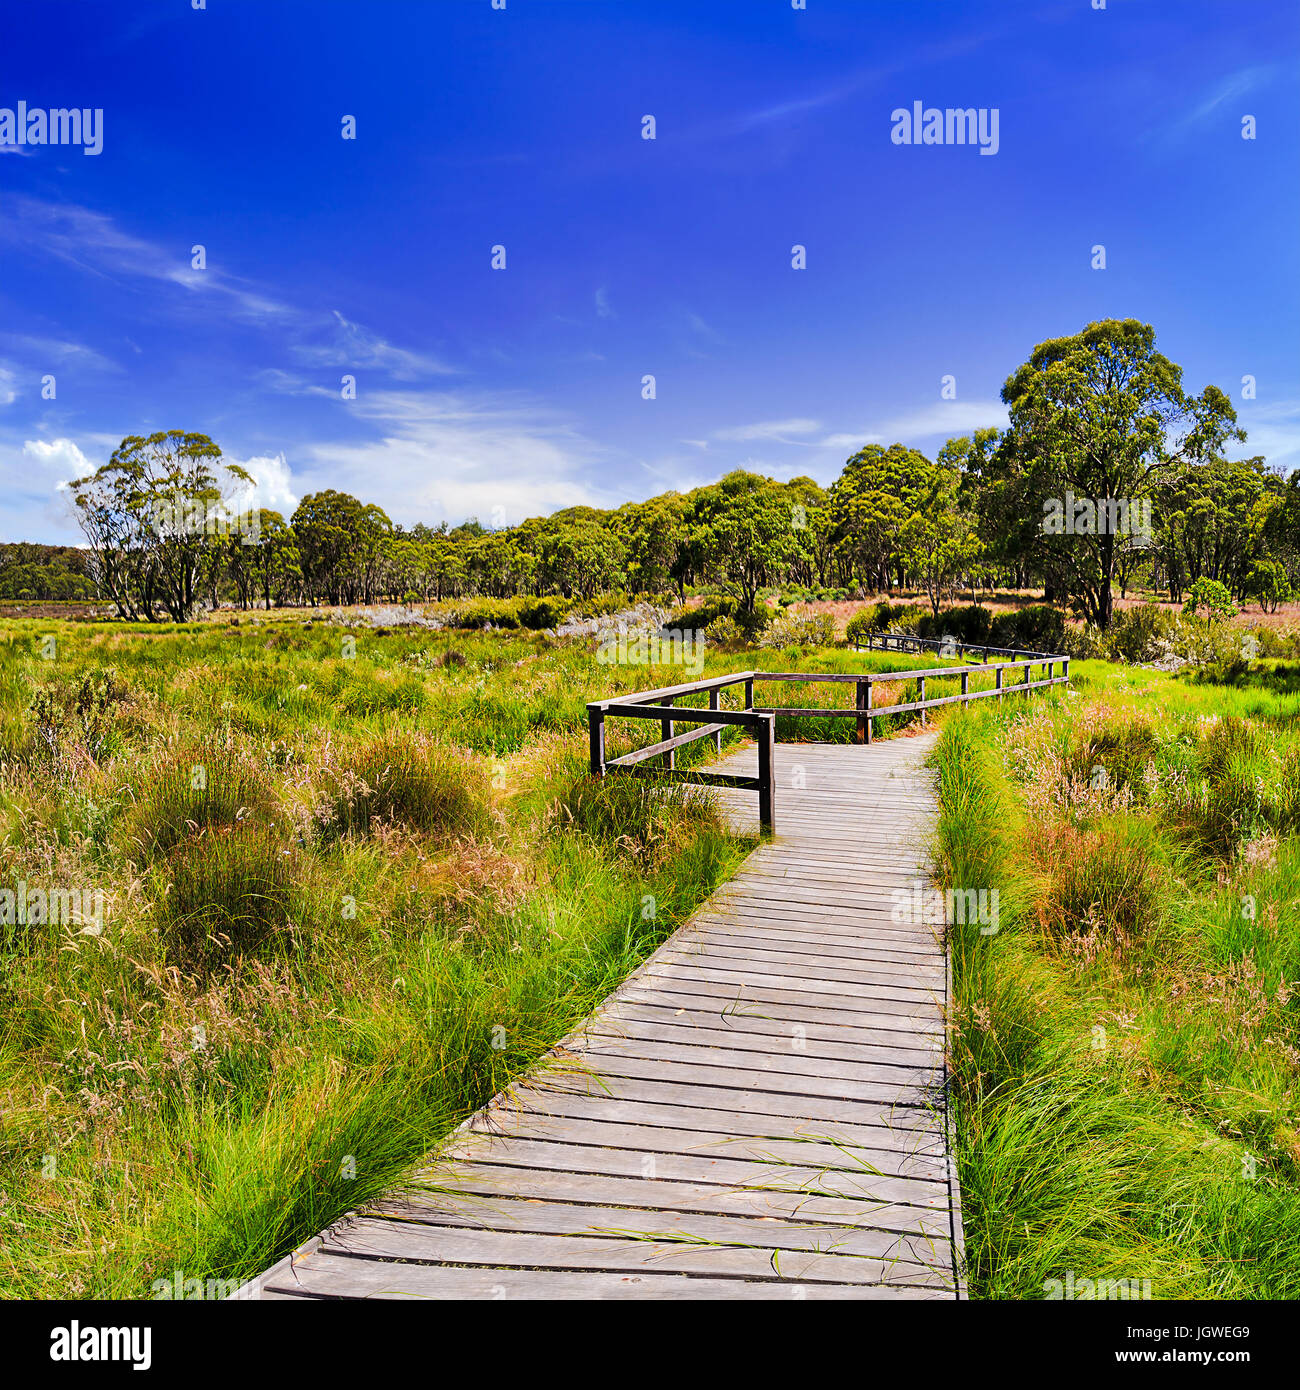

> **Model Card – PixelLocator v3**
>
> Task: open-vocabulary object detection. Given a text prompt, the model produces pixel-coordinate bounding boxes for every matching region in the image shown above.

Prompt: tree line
[59,319,1300,629]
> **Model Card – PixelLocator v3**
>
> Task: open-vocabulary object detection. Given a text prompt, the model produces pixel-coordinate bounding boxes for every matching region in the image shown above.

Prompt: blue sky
[2,0,1297,544]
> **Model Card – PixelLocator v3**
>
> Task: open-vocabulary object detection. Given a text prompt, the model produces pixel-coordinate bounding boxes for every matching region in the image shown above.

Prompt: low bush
[989,605,1067,655]
[917,604,993,646]
[759,611,836,648]
[673,595,771,642]
[515,596,570,630]
[1040,817,1167,939]
[1104,603,1180,664]
[552,762,723,869]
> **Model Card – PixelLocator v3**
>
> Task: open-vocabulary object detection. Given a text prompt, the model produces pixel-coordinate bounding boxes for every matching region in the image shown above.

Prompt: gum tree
[1001,319,1241,629]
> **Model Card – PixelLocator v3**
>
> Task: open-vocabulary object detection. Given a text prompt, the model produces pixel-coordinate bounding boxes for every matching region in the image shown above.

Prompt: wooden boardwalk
[244,732,963,1300]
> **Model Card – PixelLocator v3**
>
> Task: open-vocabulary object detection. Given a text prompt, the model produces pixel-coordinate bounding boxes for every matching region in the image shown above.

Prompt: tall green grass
[930,666,1300,1299]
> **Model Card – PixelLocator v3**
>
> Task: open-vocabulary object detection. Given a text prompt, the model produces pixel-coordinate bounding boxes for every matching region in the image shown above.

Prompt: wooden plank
[320,1217,952,1287]
[265,1252,950,1300]
[403,1162,953,1235]
[369,1193,951,1266]
[462,1109,947,1180]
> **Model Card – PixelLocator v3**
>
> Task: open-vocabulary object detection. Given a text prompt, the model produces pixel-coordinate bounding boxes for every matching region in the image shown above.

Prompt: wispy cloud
[0,196,297,323]
[713,418,822,443]
[1232,399,1300,472]
[290,310,455,380]
[1154,65,1275,143]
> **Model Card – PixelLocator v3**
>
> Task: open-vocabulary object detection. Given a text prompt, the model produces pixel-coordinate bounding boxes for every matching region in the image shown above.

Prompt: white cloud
[1232,400,1300,472]
[595,287,615,320]
[290,310,456,380]
[0,196,296,325]
[713,418,822,443]
[0,364,16,406]
[876,400,1008,441]
[23,436,92,483]
[290,389,609,528]
[225,451,299,516]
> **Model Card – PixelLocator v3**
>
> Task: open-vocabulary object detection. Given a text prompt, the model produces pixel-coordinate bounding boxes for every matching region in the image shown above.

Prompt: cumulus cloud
[224,451,299,516]
[23,436,92,483]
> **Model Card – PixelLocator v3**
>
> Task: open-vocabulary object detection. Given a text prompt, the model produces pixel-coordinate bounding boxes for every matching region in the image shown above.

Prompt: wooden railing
[587,655,1069,834]
[855,630,1059,663]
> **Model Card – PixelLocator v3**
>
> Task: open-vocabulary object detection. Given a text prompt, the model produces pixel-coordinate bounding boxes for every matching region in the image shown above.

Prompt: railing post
[996,666,1004,703]
[1023,663,1031,698]
[865,679,874,744]
[918,676,927,726]
[744,676,754,710]
[961,670,969,705]
[588,705,605,777]
[1063,657,1070,686]
[757,712,776,834]
[662,694,675,769]
[709,687,722,753]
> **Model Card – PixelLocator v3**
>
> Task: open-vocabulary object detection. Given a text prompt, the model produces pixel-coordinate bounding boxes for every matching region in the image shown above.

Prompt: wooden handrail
[588,652,1069,835]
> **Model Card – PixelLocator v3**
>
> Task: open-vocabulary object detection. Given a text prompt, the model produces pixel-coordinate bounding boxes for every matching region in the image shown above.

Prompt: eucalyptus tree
[69,430,251,620]
[1000,319,1240,628]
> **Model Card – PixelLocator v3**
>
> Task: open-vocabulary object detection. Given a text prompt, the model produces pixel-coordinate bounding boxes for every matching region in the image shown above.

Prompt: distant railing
[587,653,1070,835]
[854,631,1058,663]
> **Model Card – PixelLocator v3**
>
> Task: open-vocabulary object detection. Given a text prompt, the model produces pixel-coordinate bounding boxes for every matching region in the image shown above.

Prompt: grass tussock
[151,824,309,972]
[320,733,491,840]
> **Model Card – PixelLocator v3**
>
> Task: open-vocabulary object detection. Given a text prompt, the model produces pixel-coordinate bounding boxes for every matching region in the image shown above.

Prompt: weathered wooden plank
[501,1084,946,1153]
[367,1197,952,1269]
[589,1003,942,1068]
[569,1031,937,1091]
[463,1109,947,1180]
[403,1162,953,1235]
[265,1252,950,1300]
[321,1217,951,1288]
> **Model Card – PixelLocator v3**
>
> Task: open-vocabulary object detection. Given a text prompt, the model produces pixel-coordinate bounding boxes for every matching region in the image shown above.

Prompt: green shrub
[153,823,306,970]
[1104,603,1180,663]
[760,611,836,649]
[515,596,570,630]
[1182,577,1237,622]
[447,597,521,630]
[844,611,874,646]
[323,735,491,839]
[673,595,770,641]
[918,605,992,646]
[701,615,744,648]
[990,605,1066,655]
[28,667,133,765]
